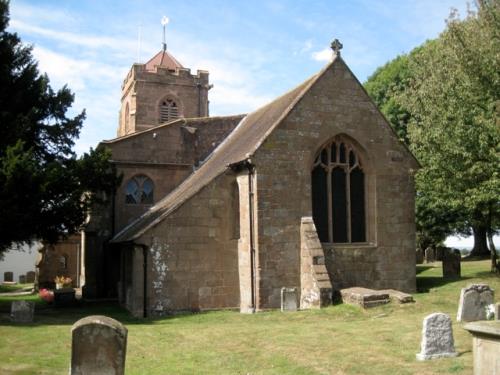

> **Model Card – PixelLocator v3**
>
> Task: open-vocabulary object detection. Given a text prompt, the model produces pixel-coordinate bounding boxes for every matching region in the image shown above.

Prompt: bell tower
[118,19,211,137]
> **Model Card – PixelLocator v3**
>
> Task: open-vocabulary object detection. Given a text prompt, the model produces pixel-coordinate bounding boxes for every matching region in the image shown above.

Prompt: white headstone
[417,313,457,360]
[281,287,298,312]
[457,284,494,322]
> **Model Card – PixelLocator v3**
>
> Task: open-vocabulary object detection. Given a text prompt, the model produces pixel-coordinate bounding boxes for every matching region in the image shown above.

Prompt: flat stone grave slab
[379,289,414,304]
[340,287,390,308]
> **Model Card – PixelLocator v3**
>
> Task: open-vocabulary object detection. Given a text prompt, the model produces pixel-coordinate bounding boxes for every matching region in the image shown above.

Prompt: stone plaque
[10,301,35,323]
[26,271,35,283]
[415,249,424,264]
[442,250,461,279]
[416,312,457,360]
[19,275,26,284]
[457,284,494,322]
[424,247,435,263]
[4,271,13,282]
[71,315,128,375]
[281,287,298,312]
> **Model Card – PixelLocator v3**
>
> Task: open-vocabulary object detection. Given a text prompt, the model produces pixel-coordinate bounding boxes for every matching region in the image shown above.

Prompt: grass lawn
[0,283,34,293]
[0,260,499,374]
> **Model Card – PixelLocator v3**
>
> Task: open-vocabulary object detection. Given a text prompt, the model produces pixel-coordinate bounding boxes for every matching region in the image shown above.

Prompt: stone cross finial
[331,39,343,56]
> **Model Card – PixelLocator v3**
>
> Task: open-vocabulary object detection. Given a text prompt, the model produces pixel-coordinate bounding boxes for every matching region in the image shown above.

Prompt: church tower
[117,46,211,137]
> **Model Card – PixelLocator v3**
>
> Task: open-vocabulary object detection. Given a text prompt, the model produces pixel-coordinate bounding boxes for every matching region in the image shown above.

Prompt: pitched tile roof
[144,50,183,71]
[111,62,329,243]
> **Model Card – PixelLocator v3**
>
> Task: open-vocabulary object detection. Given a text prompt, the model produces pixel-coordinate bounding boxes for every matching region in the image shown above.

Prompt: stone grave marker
[4,271,13,282]
[71,315,128,375]
[415,249,424,264]
[495,303,500,320]
[26,271,35,283]
[457,284,494,322]
[281,287,298,312]
[416,312,457,360]
[435,246,445,261]
[19,275,26,284]
[424,247,435,263]
[442,250,461,279]
[10,301,35,323]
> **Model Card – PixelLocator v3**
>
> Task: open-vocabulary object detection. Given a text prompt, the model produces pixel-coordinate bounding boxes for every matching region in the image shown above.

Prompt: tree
[0,0,119,254]
[399,0,500,257]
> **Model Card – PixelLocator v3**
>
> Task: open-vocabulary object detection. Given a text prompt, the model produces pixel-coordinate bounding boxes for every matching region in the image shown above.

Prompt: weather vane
[161,16,169,51]
[331,38,343,57]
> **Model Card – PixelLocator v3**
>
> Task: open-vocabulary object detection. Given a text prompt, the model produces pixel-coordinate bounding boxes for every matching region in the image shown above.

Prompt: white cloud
[312,48,332,62]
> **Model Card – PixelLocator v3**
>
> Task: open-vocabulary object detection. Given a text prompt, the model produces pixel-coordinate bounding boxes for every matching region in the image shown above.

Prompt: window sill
[321,242,376,250]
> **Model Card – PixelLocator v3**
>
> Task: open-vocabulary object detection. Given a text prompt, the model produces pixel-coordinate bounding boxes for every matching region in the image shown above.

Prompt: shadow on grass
[416,265,434,275]
[416,276,471,293]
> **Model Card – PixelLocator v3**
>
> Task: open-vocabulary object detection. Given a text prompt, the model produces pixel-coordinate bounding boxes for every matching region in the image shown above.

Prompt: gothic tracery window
[312,138,366,243]
[125,175,154,204]
[159,99,179,123]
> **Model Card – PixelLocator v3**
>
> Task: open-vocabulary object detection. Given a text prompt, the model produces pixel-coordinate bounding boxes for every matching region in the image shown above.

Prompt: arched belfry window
[125,175,154,204]
[159,98,179,123]
[312,138,366,243]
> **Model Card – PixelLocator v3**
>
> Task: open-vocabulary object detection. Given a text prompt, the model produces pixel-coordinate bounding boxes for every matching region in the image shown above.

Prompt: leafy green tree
[400,0,500,257]
[0,0,119,254]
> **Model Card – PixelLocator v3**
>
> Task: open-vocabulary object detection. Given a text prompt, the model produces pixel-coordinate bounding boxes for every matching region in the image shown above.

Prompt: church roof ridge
[144,49,184,71]
[101,114,247,145]
[111,57,339,243]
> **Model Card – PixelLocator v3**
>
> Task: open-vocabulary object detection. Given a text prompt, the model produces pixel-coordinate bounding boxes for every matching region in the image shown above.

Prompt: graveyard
[0,259,498,374]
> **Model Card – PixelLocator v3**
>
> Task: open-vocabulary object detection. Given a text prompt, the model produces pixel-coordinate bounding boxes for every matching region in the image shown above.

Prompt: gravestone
[10,301,35,323]
[416,312,457,360]
[424,247,435,263]
[19,275,26,284]
[457,284,494,322]
[71,315,128,375]
[495,303,500,320]
[281,287,298,312]
[4,271,13,282]
[26,271,35,283]
[442,250,461,279]
[435,246,445,261]
[415,249,424,264]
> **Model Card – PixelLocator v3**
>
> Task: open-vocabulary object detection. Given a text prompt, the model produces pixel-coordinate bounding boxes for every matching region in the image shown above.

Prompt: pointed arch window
[125,175,154,204]
[312,139,366,243]
[159,99,179,123]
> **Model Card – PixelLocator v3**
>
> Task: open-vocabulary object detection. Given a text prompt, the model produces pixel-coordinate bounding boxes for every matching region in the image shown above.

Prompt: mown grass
[0,283,33,293]
[0,260,498,374]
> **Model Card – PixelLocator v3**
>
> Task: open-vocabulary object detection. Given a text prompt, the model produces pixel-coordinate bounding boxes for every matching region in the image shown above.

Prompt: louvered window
[312,138,366,243]
[159,99,178,123]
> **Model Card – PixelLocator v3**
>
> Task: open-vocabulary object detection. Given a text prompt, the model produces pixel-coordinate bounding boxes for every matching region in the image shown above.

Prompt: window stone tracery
[125,175,154,204]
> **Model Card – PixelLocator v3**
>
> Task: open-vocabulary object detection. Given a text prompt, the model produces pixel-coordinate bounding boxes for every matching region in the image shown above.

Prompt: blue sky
[8,0,470,153]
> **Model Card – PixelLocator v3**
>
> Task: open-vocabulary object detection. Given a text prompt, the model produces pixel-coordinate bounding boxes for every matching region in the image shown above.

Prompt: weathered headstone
[416,312,457,360]
[10,301,35,323]
[281,287,298,312]
[495,303,500,321]
[442,250,461,279]
[4,271,13,282]
[19,275,26,284]
[26,271,35,283]
[71,315,128,375]
[424,247,435,263]
[415,249,424,264]
[457,284,494,322]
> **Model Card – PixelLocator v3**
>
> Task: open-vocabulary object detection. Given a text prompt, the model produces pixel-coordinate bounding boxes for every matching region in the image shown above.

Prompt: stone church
[81,40,418,317]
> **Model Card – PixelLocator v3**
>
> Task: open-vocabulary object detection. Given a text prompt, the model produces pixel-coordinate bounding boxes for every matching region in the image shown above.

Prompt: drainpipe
[247,160,257,312]
[142,245,148,318]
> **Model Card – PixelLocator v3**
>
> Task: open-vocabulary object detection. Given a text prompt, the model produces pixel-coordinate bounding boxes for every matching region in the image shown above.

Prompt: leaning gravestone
[71,315,128,375]
[19,275,26,284]
[442,250,461,279]
[424,247,435,263]
[4,271,13,282]
[26,271,35,283]
[415,249,424,264]
[416,312,457,360]
[281,287,298,312]
[10,301,35,323]
[457,284,494,322]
